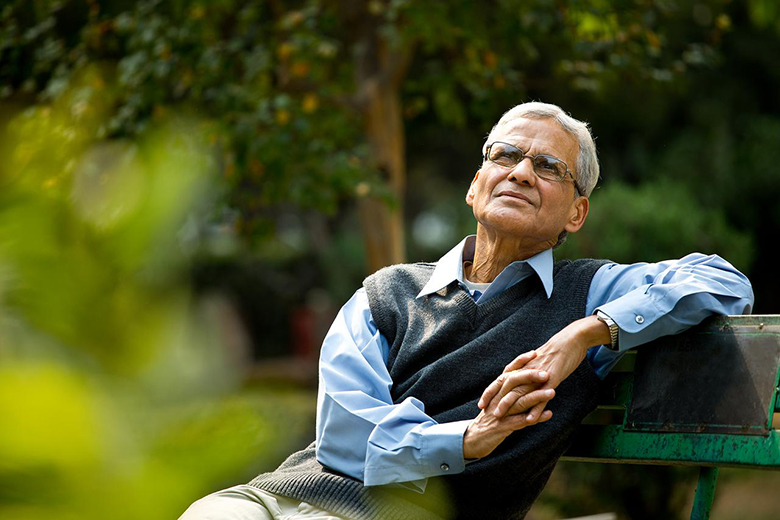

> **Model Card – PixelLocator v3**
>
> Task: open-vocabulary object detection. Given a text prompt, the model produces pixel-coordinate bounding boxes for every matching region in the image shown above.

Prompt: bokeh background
[1,1,779,519]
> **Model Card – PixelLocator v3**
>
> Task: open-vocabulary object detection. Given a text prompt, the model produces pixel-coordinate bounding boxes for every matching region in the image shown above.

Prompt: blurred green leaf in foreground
[0,65,312,520]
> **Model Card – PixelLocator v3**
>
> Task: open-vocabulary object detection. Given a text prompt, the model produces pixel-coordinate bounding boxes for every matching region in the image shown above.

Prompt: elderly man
[181,102,754,519]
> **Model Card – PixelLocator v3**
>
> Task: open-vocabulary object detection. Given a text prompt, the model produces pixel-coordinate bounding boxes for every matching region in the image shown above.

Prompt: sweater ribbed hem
[249,444,446,520]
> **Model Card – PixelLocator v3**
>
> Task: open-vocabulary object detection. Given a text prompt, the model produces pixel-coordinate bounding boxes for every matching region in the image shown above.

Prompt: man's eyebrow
[508,141,567,161]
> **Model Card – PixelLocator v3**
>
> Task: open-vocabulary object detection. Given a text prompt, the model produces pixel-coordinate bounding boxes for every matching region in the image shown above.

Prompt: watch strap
[596,310,620,351]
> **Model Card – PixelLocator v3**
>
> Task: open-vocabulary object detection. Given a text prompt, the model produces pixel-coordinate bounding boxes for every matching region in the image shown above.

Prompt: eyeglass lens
[488,143,567,180]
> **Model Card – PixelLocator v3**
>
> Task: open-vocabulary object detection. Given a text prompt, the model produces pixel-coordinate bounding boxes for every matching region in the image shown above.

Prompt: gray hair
[484,101,600,197]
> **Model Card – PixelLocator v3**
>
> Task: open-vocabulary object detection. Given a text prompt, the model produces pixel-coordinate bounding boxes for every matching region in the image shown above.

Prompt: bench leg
[690,466,719,520]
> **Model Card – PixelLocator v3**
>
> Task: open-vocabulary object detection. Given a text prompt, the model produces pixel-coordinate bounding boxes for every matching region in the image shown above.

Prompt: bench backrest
[563,315,780,469]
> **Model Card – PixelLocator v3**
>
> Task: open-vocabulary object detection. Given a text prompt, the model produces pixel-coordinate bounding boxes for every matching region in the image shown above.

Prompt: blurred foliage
[0,0,738,245]
[558,179,754,272]
[0,71,314,519]
[4,0,765,297]
[1,0,380,237]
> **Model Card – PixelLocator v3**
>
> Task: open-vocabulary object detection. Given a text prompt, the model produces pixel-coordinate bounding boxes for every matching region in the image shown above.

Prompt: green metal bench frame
[561,315,780,519]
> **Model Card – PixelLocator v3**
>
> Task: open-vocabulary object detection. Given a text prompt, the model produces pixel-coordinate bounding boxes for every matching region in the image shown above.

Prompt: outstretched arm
[586,253,754,374]
[481,253,754,417]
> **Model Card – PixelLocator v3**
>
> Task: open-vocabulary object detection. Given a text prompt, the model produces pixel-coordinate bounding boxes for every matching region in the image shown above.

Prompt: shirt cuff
[363,419,471,489]
[595,292,663,352]
[423,419,471,476]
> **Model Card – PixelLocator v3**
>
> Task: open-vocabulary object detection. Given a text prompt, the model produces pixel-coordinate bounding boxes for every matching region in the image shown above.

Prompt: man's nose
[507,157,537,186]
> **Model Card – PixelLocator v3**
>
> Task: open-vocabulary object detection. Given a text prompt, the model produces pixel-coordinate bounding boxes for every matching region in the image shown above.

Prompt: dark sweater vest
[250,258,607,519]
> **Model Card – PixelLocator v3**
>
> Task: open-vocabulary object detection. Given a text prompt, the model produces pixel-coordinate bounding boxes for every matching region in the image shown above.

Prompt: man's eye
[491,149,520,165]
[536,157,560,174]
[536,159,556,171]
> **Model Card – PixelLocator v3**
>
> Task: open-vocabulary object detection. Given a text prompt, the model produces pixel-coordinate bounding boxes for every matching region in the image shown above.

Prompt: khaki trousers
[179,484,347,520]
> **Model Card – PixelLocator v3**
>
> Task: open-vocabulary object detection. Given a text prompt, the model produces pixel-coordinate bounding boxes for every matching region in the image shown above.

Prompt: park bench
[562,314,780,520]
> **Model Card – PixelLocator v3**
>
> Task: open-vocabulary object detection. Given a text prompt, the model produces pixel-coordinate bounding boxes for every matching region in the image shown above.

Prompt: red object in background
[290,306,317,362]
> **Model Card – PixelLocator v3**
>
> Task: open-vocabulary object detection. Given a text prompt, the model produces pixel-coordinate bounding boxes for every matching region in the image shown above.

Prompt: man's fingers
[534,409,553,424]
[478,368,548,410]
[477,350,540,410]
[492,369,548,408]
[497,387,553,417]
[477,376,504,410]
[495,387,555,418]
[502,350,537,373]
[504,408,553,433]
[522,401,549,423]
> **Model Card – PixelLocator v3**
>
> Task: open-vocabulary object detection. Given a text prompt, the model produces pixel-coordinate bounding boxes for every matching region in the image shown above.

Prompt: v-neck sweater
[250,257,607,520]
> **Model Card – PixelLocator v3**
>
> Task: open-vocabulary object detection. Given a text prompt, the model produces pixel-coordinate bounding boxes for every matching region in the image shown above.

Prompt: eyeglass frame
[483,141,582,196]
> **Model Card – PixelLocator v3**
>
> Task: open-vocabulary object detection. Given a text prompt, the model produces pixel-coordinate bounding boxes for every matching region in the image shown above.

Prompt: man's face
[466,117,588,249]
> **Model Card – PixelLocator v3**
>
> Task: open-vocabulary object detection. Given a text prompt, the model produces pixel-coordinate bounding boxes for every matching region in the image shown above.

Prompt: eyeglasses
[484,141,581,195]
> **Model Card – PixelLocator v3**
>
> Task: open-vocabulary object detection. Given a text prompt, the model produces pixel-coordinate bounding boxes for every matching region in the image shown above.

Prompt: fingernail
[539,371,547,378]
[527,413,534,421]
[545,389,554,397]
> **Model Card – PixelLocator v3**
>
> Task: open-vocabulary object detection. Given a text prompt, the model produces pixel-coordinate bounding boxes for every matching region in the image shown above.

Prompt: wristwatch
[596,310,620,351]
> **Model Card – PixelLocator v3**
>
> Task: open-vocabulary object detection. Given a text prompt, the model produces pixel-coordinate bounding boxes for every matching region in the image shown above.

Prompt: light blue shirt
[315,236,754,492]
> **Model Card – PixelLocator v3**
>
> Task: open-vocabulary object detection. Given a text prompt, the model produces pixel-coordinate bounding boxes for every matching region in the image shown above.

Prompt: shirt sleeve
[585,253,755,378]
[315,288,470,492]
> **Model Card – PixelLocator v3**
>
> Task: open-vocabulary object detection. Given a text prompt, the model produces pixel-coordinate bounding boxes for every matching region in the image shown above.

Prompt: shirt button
[440,463,450,472]
[635,315,645,324]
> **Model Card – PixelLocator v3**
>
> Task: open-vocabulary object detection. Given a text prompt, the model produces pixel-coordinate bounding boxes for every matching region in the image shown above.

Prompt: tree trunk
[353,23,414,273]
[357,77,406,272]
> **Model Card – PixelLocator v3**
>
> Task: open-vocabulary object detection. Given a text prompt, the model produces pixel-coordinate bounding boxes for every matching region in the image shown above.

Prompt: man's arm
[316,288,551,489]
[586,253,754,375]
[482,253,755,417]
[316,288,463,491]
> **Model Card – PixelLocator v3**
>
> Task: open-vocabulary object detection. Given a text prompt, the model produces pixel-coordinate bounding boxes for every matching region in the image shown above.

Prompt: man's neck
[465,227,555,283]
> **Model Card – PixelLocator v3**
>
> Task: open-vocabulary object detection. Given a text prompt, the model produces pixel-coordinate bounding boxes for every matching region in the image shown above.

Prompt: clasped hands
[462,315,609,460]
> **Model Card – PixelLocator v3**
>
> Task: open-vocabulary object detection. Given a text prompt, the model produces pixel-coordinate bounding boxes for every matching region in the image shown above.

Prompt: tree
[1,0,735,272]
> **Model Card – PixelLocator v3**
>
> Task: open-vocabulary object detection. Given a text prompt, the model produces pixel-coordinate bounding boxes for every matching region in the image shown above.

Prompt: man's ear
[564,195,589,233]
[465,170,480,206]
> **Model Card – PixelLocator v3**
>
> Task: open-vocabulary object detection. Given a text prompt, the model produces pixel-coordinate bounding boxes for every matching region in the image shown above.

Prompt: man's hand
[463,351,554,459]
[479,315,611,419]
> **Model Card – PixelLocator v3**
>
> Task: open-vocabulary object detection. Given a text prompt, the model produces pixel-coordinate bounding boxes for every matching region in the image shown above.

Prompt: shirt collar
[416,235,555,299]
